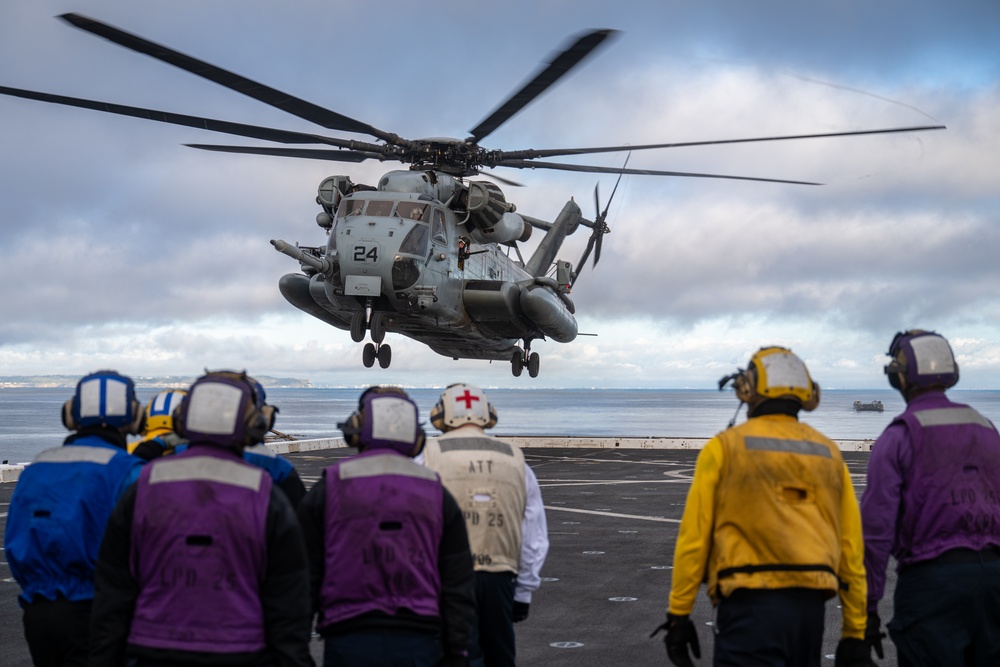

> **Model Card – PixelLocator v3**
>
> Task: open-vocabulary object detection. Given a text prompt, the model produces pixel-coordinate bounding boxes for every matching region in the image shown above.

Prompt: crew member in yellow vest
[422,384,549,667]
[652,347,869,667]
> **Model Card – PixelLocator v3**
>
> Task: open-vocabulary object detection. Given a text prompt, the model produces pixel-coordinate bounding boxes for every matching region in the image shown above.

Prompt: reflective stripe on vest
[35,445,117,465]
[745,436,832,458]
[339,453,439,482]
[439,438,514,456]
[914,407,994,429]
[148,456,264,492]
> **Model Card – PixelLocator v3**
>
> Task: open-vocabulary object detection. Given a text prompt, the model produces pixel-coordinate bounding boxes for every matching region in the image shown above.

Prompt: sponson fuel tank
[463,278,577,343]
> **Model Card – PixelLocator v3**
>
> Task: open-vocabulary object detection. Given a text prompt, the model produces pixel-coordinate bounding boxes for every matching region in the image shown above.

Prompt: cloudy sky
[1,0,997,390]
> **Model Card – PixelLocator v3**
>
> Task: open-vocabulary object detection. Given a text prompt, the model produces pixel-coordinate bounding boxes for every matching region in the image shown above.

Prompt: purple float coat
[862,390,1000,609]
[319,450,444,631]
[127,446,272,653]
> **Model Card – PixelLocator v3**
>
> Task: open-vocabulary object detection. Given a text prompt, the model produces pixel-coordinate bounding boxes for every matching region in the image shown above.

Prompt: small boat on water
[854,400,884,413]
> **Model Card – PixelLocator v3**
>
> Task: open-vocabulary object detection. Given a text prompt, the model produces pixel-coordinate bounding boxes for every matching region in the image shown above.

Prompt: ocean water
[4,387,1000,465]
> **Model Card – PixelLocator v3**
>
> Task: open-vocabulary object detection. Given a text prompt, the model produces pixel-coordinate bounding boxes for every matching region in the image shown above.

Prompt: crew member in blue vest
[297,386,476,667]
[88,370,314,666]
[129,387,308,508]
[862,330,1000,665]
[421,383,549,667]
[4,370,145,667]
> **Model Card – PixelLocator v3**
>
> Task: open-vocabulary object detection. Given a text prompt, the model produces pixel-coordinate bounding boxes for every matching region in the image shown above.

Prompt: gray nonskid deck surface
[0,448,895,666]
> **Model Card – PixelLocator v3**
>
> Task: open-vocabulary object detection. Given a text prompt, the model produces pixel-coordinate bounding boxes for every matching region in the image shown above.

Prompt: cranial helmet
[430,383,497,432]
[174,371,276,449]
[141,389,188,437]
[339,386,426,456]
[62,370,143,434]
[884,330,959,393]
[720,346,820,412]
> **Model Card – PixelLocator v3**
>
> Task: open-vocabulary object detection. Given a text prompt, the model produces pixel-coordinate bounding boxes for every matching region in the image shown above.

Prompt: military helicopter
[0,14,945,377]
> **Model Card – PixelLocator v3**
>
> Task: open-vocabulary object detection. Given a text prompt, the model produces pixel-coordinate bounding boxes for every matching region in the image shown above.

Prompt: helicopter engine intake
[466,181,530,245]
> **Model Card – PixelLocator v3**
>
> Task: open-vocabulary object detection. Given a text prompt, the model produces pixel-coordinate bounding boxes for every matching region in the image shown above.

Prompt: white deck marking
[544,505,681,523]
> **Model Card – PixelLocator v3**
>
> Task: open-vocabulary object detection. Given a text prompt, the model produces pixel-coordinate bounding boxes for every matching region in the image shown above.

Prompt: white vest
[424,429,526,573]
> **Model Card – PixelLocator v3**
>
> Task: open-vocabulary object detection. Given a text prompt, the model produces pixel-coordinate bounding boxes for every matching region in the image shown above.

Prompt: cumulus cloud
[1,0,997,388]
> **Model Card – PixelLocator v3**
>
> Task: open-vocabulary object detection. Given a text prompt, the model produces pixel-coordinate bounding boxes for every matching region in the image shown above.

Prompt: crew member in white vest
[421,384,549,667]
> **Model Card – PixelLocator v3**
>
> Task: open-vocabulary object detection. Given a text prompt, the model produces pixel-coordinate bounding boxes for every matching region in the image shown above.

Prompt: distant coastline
[0,375,313,389]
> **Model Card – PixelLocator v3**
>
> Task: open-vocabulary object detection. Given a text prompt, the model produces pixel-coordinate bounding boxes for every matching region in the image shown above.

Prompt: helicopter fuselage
[275,170,580,368]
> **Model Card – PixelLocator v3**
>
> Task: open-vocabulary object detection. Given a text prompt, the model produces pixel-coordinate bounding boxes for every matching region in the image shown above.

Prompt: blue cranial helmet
[62,370,142,434]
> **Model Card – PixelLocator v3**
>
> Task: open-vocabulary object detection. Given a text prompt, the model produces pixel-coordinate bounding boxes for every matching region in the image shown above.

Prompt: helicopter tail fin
[524,199,582,277]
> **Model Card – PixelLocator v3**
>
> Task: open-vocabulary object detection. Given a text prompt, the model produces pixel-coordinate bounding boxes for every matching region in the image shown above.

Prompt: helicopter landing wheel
[370,312,387,344]
[511,349,524,377]
[527,352,540,378]
[377,344,392,369]
[362,343,377,368]
[350,312,367,343]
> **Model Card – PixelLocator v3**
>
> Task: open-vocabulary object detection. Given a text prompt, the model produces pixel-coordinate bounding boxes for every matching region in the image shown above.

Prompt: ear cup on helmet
[62,399,77,431]
[245,403,276,444]
[339,410,364,448]
[484,403,498,429]
[884,357,905,390]
[733,369,755,405]
[125,399,144,435]
[411,424,427,457]
[801,382,821,412]
[172,402,188,439]
[429,400,445,431]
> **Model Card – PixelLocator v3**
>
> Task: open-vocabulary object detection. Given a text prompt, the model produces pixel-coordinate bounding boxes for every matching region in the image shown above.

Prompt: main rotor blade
[59,13,402,145]
[0,85,377,149]
[494,159,823,185]
[471,170,524,187]
[468,28,618,143]
[185,145,385,162]
[497,125,947,161]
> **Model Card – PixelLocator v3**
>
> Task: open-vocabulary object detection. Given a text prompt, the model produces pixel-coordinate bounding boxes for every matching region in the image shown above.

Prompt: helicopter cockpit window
[337,199,365,219]
[398,223,429,256]
[431,209,447,245]
[365,200,394,217]
[397,202,427,221]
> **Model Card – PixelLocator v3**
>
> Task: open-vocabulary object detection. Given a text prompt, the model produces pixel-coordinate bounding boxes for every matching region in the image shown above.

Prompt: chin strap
[726,402,744,429]
[717,372,745,428]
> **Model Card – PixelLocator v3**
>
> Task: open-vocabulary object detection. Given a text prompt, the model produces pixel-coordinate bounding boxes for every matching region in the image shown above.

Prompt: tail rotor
[573,153,628,286]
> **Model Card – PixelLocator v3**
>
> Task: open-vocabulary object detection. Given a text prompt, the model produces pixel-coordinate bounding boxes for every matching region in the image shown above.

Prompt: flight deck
[0,447,894,666]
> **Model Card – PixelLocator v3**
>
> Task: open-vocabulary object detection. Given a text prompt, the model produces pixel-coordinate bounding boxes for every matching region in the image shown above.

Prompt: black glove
[512,601,530,622]
[650,613,700,667]
[835,637,875,667]
[440,654,469,667]
[865,612,886,660]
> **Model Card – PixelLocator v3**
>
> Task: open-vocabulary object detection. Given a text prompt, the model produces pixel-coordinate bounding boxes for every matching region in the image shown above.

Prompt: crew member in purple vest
[862,330,1000,665]
[297,386,476,667]
[88,371,315,667]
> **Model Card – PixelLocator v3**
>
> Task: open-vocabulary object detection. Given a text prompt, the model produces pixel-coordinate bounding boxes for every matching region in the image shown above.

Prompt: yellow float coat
[668,414,866,639]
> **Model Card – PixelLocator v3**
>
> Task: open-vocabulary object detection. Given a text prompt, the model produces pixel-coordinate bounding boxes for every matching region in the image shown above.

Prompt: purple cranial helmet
[174,371,277,449]
[339,387,426,457]
[885,330,959,392]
